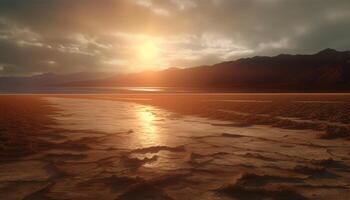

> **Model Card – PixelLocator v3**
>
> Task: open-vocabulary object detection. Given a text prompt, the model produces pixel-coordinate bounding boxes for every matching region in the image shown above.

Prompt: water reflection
[32,97,350,199]
[47,97,166,148]
[136,106,160,146]
[124,87,165,92]
[46,97,244,149]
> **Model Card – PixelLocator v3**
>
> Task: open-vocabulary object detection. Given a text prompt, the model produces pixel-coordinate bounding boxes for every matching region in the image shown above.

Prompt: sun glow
[139,40,160,61]
[131,37,165,71]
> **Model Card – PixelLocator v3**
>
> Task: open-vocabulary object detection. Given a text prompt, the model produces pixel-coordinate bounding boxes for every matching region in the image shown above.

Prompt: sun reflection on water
[136,106,160,146]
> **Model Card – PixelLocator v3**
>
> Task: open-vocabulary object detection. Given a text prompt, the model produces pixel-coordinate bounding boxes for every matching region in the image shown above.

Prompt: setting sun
[1,1,350,199]
[139,40,160,60]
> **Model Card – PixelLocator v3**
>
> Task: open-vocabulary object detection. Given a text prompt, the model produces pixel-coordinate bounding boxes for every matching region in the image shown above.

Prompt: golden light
[139,40,160,60]
[136,106,160,146]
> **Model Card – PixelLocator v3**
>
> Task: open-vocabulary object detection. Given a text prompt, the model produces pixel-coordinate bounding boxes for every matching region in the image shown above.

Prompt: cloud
[0,0,349,75]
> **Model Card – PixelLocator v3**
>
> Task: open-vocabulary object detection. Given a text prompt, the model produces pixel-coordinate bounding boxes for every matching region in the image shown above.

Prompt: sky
[0,0,350,76]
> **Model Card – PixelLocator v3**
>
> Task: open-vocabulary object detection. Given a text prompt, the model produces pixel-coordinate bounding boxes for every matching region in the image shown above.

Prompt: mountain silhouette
[0,72,111,88]
[2,49,350,92]
[64,49,350,92]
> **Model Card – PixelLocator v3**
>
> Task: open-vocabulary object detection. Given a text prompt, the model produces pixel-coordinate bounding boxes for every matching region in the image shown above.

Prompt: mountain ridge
[62,48,350,92]
[0,72,113,88]
[2,48,350,92]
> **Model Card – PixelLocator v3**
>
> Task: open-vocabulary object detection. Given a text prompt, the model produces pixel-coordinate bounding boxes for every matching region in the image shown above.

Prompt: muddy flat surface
[0,94,350,200]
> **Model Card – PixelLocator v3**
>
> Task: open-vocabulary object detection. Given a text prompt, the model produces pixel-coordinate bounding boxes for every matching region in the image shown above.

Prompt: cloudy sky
[0,0,350,76]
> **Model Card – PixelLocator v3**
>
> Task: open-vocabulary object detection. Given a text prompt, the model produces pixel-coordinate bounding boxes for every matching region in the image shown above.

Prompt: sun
[133,39,163,70]
[139,40,159,60]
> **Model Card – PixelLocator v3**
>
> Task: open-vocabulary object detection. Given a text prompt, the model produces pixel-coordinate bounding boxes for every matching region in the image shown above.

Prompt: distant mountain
[64,49,350,92]
[0,72,112,88]
[2,49,350,92]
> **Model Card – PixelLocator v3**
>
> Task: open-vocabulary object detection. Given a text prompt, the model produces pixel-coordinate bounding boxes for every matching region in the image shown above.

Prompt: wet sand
[0,94,350,199]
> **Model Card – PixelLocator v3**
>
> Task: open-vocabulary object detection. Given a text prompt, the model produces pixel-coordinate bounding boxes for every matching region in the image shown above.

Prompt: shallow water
[47,98,350,198]
[1,96,350,199]
[0,86,187,94]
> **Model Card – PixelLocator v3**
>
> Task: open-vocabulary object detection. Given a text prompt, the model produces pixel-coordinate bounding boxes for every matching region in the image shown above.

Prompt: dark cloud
[0,0,349,76]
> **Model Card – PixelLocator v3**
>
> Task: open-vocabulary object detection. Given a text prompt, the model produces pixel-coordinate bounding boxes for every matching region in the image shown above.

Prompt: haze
[1,0,350,76]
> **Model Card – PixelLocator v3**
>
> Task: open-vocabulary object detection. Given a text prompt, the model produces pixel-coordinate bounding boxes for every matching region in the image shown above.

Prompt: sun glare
[137,106,160,146]
[139,40,159,60]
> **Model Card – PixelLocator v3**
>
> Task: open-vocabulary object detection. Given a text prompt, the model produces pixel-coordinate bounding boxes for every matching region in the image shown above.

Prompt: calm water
[0,86,189,94]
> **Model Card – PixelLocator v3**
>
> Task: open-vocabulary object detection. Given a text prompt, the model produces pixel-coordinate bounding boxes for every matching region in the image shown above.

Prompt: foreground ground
[0,94,350,199]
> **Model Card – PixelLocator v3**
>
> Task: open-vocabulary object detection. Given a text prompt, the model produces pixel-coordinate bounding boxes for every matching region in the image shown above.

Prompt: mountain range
[1,48,350,92]
[0,72,112,88]
[63,48,350,92]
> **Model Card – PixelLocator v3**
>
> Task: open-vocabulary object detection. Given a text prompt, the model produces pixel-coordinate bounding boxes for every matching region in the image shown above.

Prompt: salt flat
[0,94,349,199]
